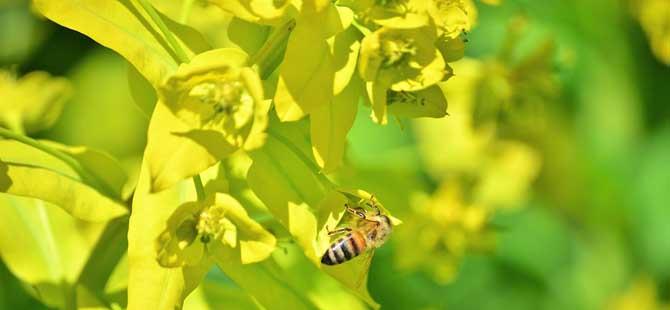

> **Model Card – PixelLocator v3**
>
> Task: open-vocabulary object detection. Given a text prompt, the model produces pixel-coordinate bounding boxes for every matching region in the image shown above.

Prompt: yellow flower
[395,183,494,284]
[159,48,269,150]
[359,26,447,123]
[155,193,275,268]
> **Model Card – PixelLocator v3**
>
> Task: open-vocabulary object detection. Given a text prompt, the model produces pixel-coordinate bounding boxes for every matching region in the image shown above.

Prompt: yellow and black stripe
[321,231,366,265]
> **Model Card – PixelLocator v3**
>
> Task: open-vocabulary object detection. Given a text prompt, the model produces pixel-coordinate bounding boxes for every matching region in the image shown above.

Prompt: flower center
[381,38,417,68]
[196,205,228,243]
[189,81,253,118]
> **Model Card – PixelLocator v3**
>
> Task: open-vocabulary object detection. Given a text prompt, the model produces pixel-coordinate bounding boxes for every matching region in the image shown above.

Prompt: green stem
[3,113,25,136]
[0,127,117,199]
[137,0,190,64]
[266,128,337,190]
[138,0,209,199]
[248,18,296,79]
[179,0,196,24]
[193,175,205,201]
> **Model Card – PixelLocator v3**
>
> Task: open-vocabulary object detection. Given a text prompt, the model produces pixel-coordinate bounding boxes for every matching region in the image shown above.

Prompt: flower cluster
[350,0,475,123]
[395,182,492,283]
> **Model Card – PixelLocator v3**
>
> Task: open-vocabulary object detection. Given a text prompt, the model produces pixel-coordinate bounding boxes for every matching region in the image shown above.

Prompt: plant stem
[0,127,117,199]
[138,0,210,200]
[137,0,190,64]
[193,175,205,201]
[266,128,337,190]
[248,18,296,79]
[179,0,196,24]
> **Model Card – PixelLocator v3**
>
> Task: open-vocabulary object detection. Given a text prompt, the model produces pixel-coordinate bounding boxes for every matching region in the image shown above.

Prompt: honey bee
[321,196,392,266]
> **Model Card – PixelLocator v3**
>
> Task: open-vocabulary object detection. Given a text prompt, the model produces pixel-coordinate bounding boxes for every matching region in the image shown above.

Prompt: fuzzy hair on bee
[321,197,393,266]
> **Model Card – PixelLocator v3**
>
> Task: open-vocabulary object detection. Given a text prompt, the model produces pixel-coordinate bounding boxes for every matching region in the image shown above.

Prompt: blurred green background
[1,0,670,309]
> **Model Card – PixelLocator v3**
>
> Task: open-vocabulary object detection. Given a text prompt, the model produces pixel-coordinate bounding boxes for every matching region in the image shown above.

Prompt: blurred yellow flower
[607,275,667,310]
[633,0,670,65]
[0,70,71,134]
[395,182,494,283]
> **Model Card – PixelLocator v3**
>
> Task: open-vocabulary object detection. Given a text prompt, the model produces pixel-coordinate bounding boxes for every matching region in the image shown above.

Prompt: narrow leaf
[0,140,128,222]
[0,194,106,308]
[34,0,210,87]
[310,77,361,172]
[247,119,379,307]
[144,103,236,193]
[272,5,352,121]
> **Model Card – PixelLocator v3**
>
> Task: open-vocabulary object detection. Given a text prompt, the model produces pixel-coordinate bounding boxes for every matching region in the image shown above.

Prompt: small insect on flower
[321,196,393,265]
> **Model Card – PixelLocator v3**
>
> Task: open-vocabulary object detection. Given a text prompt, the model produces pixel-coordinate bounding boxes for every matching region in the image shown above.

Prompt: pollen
[381,38,417,68]
[189,80,252,116]
[195,205,237,246]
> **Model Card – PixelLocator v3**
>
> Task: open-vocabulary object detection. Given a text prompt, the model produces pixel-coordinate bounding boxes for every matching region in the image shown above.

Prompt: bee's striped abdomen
[321,231,367,265]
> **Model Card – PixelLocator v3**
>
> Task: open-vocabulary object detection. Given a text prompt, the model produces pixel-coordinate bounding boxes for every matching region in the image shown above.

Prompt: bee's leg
[326,225,352,236]
[345,203,367,219]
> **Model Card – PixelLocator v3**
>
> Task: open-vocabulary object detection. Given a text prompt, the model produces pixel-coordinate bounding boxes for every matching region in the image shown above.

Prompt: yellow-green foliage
[4,0,670,309]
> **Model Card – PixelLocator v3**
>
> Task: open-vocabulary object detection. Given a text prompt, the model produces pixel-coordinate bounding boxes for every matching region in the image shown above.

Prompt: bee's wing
[354,249,375,289]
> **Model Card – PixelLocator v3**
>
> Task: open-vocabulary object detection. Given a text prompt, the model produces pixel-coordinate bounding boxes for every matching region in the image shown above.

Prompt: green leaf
[0,140,128,222]
[212,246,320,310]
[77,217,129,294]
[143,103,236,193]
[0,194,106,308]
[273,23,336,121]
[183,277,261,309]
[127,158,211,309]
[365,79,392,124]
[310,77,361,172]
[331,26,362,95]
[34,0,210,87]
[247,119,380,307]
[42,141,129,199]
[127,62,157,118]
[273,5,352,121]
[387,85,448,118]
[227,17,271,57]
[209,0,295,25]
[213,193,276,264]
